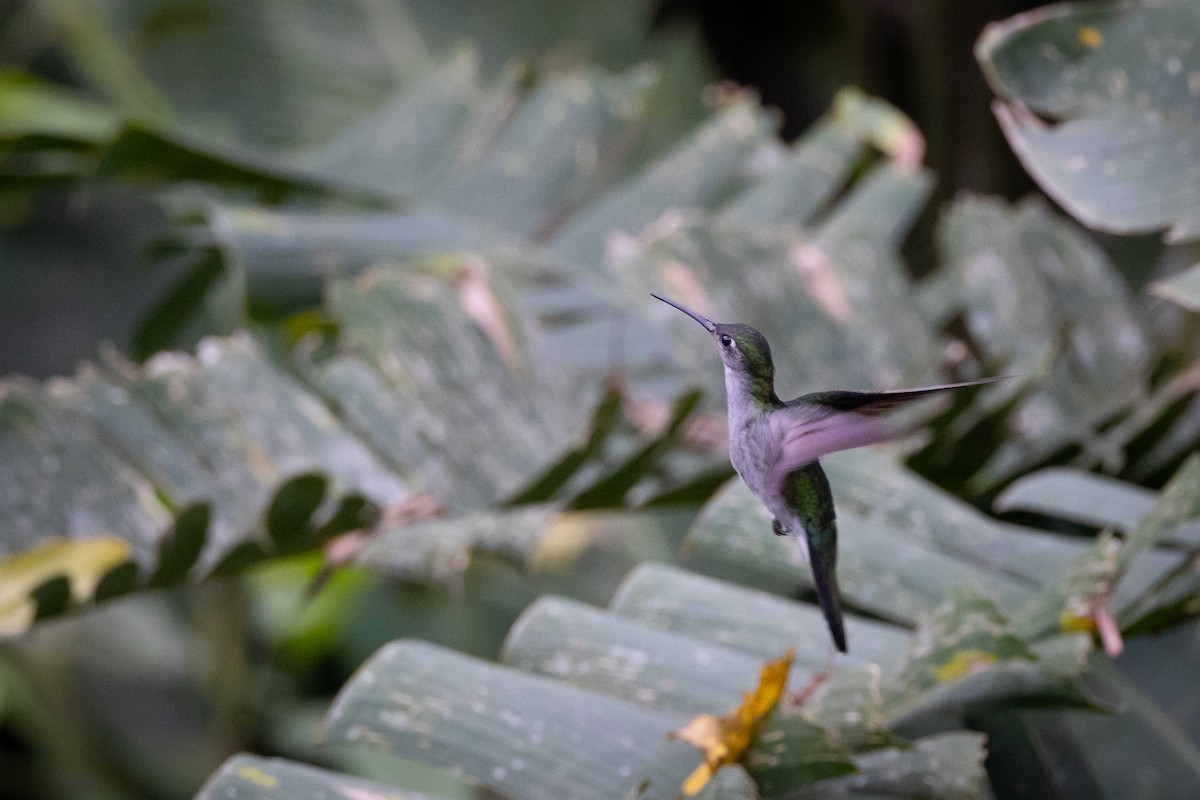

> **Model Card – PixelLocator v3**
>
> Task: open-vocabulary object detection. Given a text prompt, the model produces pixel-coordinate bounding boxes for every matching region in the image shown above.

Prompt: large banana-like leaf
[0,261,707,633]
[687,449,1199,641]
[978,0,1200,242]
[3,32,965,635]
[931,195,1158,488]
[310,570,994,800]
[6,5,1200,798]
[183,456,1194,800]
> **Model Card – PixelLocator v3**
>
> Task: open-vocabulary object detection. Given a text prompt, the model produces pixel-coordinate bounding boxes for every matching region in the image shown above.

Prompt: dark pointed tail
[807,533,847,653]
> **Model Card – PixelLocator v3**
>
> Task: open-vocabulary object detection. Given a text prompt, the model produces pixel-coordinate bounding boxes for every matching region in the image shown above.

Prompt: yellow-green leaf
[0,537,132,636]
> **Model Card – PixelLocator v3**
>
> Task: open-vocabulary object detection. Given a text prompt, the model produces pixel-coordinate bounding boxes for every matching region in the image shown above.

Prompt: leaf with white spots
[788,732,988,800]
[502,595,821,715]
[979,0,1200,241]
[885,589,1098,732]
[934,196,1153,488]
[324,639,699,800]
[195,754,448,800]
[609,562,909,669]
[682,478,1030,626]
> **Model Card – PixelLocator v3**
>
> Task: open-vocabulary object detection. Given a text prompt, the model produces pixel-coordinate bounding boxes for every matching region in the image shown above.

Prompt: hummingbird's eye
[719,334,734,348]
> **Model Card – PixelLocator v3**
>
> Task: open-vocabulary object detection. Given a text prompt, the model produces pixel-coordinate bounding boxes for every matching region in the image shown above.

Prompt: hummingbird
[653,294,997,653]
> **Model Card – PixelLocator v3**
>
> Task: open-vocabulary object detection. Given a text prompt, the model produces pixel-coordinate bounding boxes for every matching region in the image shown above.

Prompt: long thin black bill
[651,293,717,332]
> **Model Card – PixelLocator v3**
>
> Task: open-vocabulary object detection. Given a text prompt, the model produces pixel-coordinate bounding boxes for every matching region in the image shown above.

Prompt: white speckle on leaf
[1064,155,1088,171]
[379,710,409,729]
[1167,56,1183,75]
[606,230,640,262]
[197,338,223,366]
[1038,42,1061,62]
[636,687,659,703]
[544,652,574,676]
[491,766,507,781]
[1107,69,1129,96]
[502,152,528,175]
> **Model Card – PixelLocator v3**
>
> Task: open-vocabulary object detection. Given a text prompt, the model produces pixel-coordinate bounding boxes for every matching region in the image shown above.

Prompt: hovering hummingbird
[653,294,997,653]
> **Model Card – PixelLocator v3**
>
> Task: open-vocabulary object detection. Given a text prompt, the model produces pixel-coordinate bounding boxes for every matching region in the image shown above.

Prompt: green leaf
[1009,658,1200,797]
[690,765,759,800]
[548,98,776,264]
[1151,263,1200,311]
[92,560,140,602]
[683,478,1030,625]
[825,449,1085,587]
[197,754,449,800]
[324,639,699,800]
[0,378,172,562]
[148,504,209,587]
[743,710,857,793]
[996,467,1156,532]
[801,665,896,752]
[787,732,987,800]
[609,562,909,668]
[978,0,1200,240]
[0,71,119,143]
[890,587,1036,698]
[1015,455,1200,642]
[934,195,1152,487]
[132,250,231,360]
[265,473,328,554]
[213,206,507,316]
[30,575,73,621]
[502,595,819,715]
[885,589,1097,733]
[41,0,412,150]
[353,505,561,582]
[507,386,624,504]
[1118,455,1200,567]
[427,66,658,240]
[568,389,701,509]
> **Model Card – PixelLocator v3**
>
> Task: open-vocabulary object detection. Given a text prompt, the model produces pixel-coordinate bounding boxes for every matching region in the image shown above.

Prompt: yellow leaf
[532,513,594,571]
[1077,25,1103,48]
[680,763,715,797]
[1060,608,1096,633]
[236,765,280,787]
[935,649,998,682]
[0,537,133,636]
[668,649,794,796]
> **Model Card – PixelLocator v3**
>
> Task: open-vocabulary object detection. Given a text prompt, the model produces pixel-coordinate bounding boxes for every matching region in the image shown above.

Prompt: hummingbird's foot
[772,518,792,537]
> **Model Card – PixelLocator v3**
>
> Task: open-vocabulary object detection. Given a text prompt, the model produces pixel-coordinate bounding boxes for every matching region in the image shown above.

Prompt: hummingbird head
[652,294,776,384]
